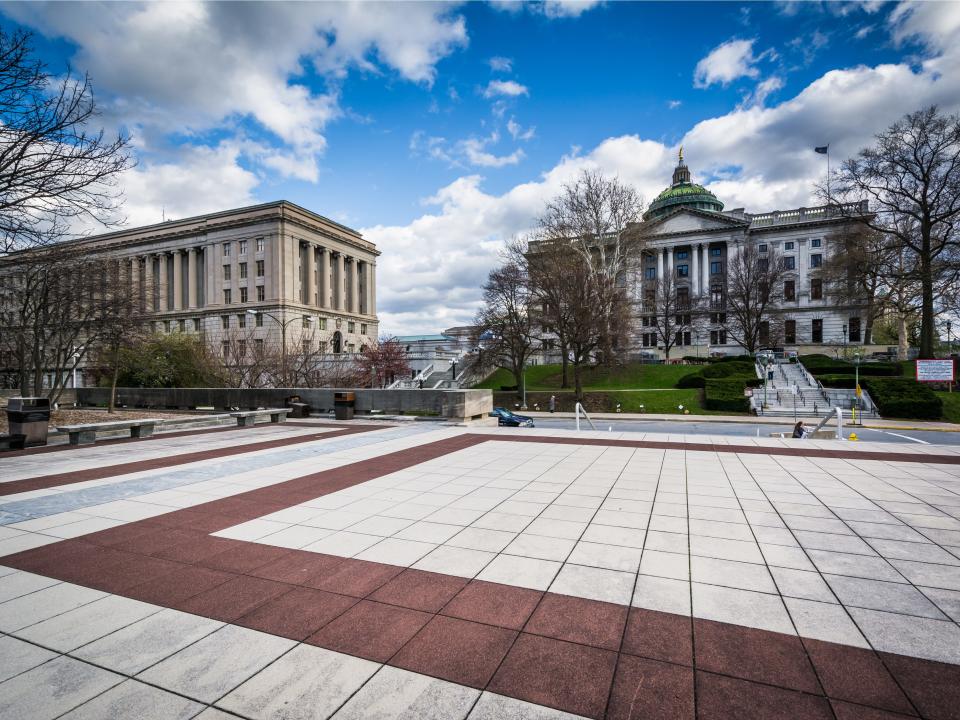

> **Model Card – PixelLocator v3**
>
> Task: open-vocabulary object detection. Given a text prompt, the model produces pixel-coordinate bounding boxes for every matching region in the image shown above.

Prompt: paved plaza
[1,420,959,719]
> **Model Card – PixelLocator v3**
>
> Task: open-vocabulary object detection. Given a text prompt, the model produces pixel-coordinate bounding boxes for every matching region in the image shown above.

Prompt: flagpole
[826,147,831,205]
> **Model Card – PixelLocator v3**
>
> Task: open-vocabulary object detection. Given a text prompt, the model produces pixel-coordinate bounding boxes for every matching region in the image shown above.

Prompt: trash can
[284,395,310,418]
[334,392,355,420]
[6,397,51,447]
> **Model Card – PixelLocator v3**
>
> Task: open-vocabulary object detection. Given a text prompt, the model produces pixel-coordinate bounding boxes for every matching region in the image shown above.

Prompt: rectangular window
[785,320,796,344]
[848,317,861,343]
[676,264,689,277]
[223,242,231,257]
[644,267,656,280]
[711,286,724,308]
[255,312,263,327]
[758,244,768,253]
[784,241,794,250]
[238,340,246,358]
[318,318,328,330]
[676,250,689,260]
[222,341,229,359]
[256,260,264,277]
[812,319,823,343]
[221,315,230,330]
[163,320,170,333]
[676,287,689,309]
[784,256,795,270]
[237,313,246,329]
[223,265,231,280]
[758,258,769,271]
[239,240,248,255]
[302,339,310,354]
[811,238,822,248]
[810,253,822,268]
[642,334,651,348]
[256,237,265,253]
[193,318,200,332]
[684,331,691,346]
[178,319,185,333]
[711,261,722,274]
[256,285,265,302]
[811,278,823,300]
[239,262,247,279]
[361,323,367,335]
[784,280,795,301]
[254,339,264,356]
[302,315,311,328]
[240,287,248,303]
[223,289,231,304]
[710,247,721,257]
[348,321,356,333]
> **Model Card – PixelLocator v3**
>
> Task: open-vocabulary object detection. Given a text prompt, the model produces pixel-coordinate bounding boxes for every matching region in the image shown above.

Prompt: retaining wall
[75,387,493,423]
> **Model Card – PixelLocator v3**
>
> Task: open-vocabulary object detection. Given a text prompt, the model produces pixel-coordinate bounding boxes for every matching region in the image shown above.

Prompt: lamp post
[758,352,770,408]
[70,345,85,390]
[248,310,312,386]
[842,323,848,357]
[853,352,861,425]
[948,320,953,356]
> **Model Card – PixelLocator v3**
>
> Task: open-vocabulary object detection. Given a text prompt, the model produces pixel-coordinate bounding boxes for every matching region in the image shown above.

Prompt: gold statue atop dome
[679,146,684,163]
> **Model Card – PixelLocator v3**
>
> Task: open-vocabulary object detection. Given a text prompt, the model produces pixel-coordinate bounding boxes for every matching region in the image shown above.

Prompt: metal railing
[574,402,597,431]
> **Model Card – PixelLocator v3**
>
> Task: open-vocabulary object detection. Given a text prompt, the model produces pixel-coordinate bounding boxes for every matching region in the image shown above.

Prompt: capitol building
[630,151,870,357]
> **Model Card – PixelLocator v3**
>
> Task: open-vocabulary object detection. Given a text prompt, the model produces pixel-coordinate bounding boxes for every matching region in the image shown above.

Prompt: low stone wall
[0,389,76,407]
[75,387,493,423]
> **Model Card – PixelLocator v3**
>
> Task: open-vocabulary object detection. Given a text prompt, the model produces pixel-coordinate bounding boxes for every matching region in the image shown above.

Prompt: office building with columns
[1,201,378,386]
[632,152,870,357]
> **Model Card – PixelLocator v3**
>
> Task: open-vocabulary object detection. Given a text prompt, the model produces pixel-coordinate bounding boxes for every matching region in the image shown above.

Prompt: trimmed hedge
[861,378,943,420]
[676,360,757,389]
[704,379,750,412]
[799,354,901,377]
[817,374,857,389]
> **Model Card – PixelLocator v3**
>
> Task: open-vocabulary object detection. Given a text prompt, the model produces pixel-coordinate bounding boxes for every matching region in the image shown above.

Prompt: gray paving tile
[691,556,776,593]
[217,644,378,720]
[17,595,162,652]
[784,597,868,648]
[138,625,296,703]
[0,635,57,683]
[468,691,589,719]
[0,583,106,632]
[770,567,836,603]
[825,575,947,619]
[74,608,224,675]
[0,655,123,720]
[60,679,203,720]
[888,558,960,591]
[332,665,479,719]
[847,606,960,665]
[806,549,905,582]
[691,582,794,634]
[919,586,960,623]
[0,571,60,603]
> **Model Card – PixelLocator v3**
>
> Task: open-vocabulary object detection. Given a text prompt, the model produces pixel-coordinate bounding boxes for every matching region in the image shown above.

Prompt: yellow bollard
[849,433,858,442]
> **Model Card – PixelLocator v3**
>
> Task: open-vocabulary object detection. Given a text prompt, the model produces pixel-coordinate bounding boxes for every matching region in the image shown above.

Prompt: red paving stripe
[2,432,957,718]
[0,423,382,497]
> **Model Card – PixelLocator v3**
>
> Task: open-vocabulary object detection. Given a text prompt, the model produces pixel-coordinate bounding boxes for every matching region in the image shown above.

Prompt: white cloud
[371,14,960,334]
[482,79,530,98]
[489,1,603,19]
[462,139,525,168]
[747,76,784,107]
[507,117,536,141]
[488,56,513,72]
[668,99,683,109]
[694,38,767,88]
[411,130,526,168]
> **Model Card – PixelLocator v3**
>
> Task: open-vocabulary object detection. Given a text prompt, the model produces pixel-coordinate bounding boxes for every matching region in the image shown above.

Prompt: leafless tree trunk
[829,106,960,358]
[475,260,535,399]
[724,244,785,355]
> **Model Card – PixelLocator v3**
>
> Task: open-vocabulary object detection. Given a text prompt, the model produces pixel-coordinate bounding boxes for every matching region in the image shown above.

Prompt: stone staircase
[753,360,876,419]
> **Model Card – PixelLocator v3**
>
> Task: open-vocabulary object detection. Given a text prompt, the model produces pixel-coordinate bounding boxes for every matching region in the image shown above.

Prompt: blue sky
[3,1,959,333]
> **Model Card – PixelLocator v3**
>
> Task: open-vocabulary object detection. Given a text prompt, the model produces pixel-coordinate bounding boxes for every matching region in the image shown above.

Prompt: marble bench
[57,419,161,446]
[229,408,291,427]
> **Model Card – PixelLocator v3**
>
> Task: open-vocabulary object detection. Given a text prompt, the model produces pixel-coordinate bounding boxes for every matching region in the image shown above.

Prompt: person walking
[549,395,556,414]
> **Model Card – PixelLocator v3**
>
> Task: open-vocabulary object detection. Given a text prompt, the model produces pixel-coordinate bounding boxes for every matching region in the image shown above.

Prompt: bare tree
[646,272,697,360]
[830,106,960,358]
[0,30,132,253]
[0,242,142,402]
[537,170,644,365]
[475,260,535,399]
[358,337,411,388]
[724,244,785,354]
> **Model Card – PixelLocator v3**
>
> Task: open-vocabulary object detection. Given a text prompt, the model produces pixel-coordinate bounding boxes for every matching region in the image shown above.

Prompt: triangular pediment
[639,207,749,236]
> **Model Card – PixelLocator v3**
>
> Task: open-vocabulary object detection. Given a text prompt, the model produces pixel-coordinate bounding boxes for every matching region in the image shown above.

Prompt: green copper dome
[643,149,724,221]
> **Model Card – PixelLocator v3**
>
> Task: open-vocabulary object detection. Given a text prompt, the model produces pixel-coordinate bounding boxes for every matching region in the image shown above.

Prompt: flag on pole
[814,145,829,154]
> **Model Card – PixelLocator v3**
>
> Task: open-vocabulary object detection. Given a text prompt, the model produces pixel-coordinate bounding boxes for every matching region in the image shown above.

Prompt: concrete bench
[229,408,291,427]
[57,419,160,446]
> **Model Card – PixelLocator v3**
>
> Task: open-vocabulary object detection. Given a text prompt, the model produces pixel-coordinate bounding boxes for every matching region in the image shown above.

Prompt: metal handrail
[575,402,597,431]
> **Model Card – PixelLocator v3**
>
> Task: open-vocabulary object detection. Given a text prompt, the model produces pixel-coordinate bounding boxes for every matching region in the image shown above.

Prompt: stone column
[305,243,316,305]
[334,252,344,311]
[187,248,198,308]
[656,247,664,280]
[319,247,331,309]
[143,256,153,311]
[702,244,710,295]
[204,245,217,307]
[172,250,183,311]
[666,247,674,279]
[129,257,140,311]
[691,244,699,297]
[157,253,168,312]
[350,258,360,313]
[369,262,376,316]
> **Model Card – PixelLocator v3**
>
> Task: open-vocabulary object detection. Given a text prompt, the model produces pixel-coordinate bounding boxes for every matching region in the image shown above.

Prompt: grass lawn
[603,389,705,414]
[474,363,701,391]
[937,391,960,424]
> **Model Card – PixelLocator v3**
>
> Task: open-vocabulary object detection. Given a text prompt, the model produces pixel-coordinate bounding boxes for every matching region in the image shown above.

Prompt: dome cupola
[643,148,724,221]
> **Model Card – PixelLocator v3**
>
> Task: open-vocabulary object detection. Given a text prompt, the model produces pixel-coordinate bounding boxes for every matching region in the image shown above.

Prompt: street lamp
[757,352,770,408]
[248,310,312,386]
[70,345,85,390]
[853,352,861,425]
